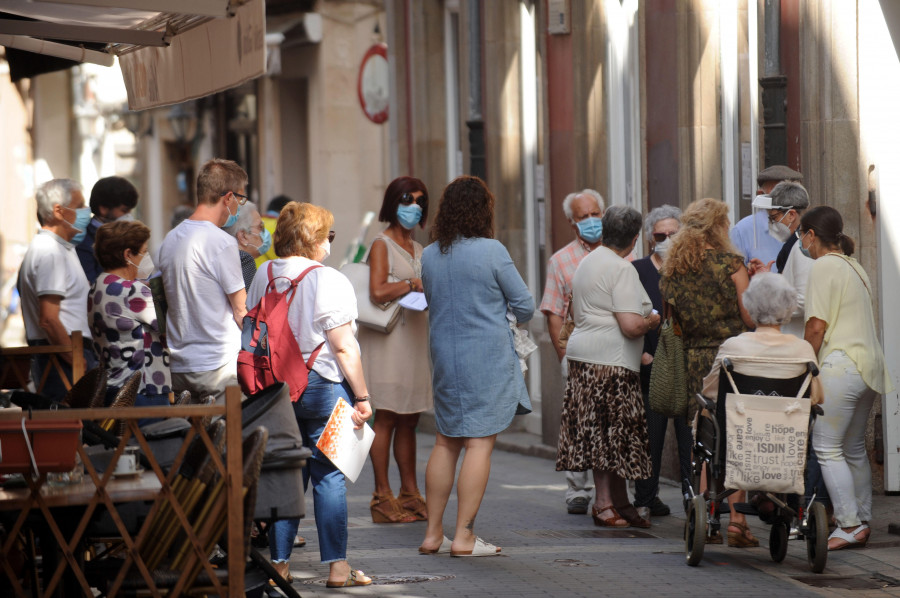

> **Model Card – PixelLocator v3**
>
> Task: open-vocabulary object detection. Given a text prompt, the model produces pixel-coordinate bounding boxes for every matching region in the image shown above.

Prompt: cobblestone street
[270,432,900,597]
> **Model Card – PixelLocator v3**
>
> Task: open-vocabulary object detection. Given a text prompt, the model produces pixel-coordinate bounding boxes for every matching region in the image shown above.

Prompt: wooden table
[0,470,161,510]
[0,388,245,597]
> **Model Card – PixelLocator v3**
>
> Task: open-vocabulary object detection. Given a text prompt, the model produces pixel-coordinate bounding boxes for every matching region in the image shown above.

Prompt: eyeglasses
[399,192,426,206]
[328,230,336,243]
[796,229,808,240]
[221,191,249,206]
[652,232,676,243]
[767,209,789,224]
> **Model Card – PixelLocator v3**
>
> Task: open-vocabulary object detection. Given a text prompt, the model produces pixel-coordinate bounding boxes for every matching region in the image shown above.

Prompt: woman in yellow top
[799,206,892,551]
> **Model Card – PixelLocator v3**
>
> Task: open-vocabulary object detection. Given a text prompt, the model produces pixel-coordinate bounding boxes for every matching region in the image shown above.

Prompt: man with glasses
[749,180,811,338]
[730,165,804,272]
[748,180,828,532]
[539,188,605,515]
[158,159,249,403]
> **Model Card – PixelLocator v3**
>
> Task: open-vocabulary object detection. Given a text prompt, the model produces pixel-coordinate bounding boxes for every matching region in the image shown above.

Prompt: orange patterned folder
[316,398,375,483]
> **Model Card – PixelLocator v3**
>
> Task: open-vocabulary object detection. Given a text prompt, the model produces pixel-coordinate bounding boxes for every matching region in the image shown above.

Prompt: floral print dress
[659,250,748,420]
[88,274,172,399]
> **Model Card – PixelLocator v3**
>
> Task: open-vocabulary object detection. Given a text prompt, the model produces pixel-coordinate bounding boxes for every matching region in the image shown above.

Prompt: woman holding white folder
[246,201,373,588]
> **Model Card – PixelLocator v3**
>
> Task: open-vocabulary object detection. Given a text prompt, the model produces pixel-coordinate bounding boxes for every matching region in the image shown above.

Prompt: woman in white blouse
[556,206,660,529]
[798,206,892,550]
[246,202,373,587]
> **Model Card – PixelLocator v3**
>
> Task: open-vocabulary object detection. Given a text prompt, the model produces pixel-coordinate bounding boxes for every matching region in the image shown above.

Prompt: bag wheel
[769,521,789,563]
[685,495,707,566]
[806,502,828,573]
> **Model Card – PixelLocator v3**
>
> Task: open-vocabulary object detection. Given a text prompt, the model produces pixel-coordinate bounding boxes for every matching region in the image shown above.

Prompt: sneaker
[649,497,671,517]
[636,506,651,521]
[567,496,590,514]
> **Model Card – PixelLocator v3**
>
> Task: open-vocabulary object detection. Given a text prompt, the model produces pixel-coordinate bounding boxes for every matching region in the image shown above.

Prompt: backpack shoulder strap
[285,264,323,307]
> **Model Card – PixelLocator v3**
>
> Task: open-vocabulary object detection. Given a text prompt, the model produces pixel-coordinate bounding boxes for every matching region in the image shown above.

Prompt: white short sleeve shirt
[246,256,359,383]
[19,230,92,341]
[158,219,245,373]
[565,246,653,371]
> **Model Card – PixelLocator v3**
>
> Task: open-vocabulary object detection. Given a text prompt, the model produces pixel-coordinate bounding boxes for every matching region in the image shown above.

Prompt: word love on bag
[724,393,811,495]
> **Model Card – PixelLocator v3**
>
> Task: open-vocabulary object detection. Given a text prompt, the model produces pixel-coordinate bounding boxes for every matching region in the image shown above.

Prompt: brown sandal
[616,504,651,529]
[371,492,417,523]
[398,490,428,521]
[727,521,759,547]
[591,504,629,527]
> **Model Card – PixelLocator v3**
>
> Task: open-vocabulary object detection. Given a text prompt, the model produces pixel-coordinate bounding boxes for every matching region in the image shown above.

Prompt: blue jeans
[270,371,352,564]
[28,338,98,402]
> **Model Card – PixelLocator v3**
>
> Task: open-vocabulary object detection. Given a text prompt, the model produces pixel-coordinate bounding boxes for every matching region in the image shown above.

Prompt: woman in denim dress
[418,176,534,557]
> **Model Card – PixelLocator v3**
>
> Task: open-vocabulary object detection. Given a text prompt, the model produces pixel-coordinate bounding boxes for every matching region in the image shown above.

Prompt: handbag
[557,294,575,351]
[648,302,689,418]
[724,391,810,494]
[339,237,402,334]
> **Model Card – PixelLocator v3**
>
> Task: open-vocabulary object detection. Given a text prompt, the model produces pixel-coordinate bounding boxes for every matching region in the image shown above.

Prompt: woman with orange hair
[247,202,373,587]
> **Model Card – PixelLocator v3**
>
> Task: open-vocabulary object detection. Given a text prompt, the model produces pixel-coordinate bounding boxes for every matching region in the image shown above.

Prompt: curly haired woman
[659,198,755,547]
[417,176,534,557]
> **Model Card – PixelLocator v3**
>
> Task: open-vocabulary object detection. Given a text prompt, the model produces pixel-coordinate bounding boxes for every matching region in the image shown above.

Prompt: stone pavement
[271,431,900,598]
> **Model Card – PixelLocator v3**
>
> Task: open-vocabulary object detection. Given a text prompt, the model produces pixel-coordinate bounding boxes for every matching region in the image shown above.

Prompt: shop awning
[0,0,266,110]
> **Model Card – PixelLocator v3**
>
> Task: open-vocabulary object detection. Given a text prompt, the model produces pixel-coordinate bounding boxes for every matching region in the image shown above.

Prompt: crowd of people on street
[13,158,892,588]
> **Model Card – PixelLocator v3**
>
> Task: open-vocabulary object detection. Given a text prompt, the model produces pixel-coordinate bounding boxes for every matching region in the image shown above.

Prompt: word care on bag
[723,392,811,495]
[339,238,402,334]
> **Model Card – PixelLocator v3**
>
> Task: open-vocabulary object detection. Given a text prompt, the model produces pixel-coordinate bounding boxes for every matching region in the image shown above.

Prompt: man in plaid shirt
[539,189,604,514]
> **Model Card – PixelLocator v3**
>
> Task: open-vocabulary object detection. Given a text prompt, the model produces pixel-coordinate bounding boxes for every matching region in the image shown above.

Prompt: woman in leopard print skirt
[556,206,660,529]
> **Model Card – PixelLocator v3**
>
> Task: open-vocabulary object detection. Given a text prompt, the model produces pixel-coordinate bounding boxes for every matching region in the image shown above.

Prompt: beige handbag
[339,238,402,334]
[722,363,812,495]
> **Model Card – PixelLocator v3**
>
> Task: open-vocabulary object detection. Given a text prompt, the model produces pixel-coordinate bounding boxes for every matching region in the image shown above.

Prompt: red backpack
[237,262,323,401]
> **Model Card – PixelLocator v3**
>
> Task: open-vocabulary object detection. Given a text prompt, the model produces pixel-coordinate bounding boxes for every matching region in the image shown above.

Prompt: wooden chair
[0,330,85,393]
[61,366,107,409]
[99,371,141,436]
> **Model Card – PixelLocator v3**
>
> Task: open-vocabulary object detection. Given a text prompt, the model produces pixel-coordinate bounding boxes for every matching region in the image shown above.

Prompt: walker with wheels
[684,356,828,573]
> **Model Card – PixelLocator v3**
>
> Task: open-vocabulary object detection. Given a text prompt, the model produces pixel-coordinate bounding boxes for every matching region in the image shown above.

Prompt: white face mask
[127,252,155,280]
[654,237,672,258]
[768,212,792,243]
[319,239,331,262]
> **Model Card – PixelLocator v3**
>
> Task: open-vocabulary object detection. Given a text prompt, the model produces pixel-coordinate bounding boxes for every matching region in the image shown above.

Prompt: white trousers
[811,351,877,528]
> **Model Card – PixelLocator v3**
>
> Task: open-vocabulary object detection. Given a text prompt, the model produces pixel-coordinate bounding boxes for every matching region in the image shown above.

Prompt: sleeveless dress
[358,233,433,414]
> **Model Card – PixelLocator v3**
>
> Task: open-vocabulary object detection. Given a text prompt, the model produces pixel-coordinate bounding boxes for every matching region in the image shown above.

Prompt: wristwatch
[355,395,370,402]
[405,279,415,291]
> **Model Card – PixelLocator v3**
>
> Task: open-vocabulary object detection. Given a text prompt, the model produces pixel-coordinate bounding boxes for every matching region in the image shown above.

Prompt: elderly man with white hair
[18,178,98,400]
[224,201,271,290]
[539,188,604,515]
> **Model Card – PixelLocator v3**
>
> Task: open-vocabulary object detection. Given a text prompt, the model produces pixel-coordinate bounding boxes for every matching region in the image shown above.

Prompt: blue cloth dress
[422,237,535,438]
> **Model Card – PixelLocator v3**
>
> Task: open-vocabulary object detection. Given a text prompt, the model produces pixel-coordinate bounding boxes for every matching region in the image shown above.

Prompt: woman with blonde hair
[247,202,373,587]
[660,197,755,547]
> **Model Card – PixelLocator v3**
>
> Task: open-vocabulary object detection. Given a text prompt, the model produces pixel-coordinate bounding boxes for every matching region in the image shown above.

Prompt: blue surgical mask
[63,205,92,244]
[798,230,812,258]
[397,204,423,230]
[223,200,240,229]
[576,217,603,244]
[255,228,272,255]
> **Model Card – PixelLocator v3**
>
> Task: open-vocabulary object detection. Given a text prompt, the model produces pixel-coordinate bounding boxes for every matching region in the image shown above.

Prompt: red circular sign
[357,43,389,124]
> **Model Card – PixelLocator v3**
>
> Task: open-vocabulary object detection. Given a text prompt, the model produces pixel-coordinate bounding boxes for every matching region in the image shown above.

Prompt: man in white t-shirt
[18,178,98,400]
[158,159,249,402]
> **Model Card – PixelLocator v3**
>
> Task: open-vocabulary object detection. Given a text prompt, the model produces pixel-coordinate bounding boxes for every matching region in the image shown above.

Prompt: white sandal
[828,524,869,550]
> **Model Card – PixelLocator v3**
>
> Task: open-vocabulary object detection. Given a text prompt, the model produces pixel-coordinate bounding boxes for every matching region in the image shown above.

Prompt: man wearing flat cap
[729,165,804,272]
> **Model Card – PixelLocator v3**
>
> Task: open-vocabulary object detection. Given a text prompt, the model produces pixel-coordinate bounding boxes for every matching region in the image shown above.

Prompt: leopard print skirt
[556,360,652,480]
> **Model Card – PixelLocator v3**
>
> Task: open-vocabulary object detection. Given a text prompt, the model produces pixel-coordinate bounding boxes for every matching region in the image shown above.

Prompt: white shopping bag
[723,393,811,495]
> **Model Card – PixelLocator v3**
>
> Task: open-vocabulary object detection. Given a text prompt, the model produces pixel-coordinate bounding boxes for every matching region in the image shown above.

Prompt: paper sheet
[398,291,428,311]
[315,398,375,483]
